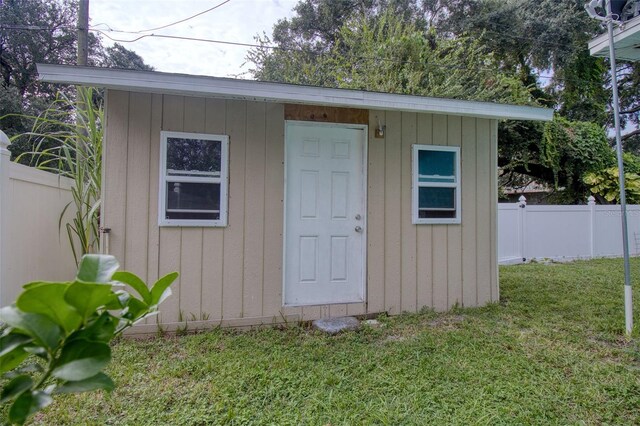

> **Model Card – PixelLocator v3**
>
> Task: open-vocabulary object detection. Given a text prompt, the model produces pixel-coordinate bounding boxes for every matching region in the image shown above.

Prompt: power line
[77,0,596,55]
[0,0,233,35]
[91,29,576,83]
[93,23,582,54]
[17,23,602,88]
[0,24,599,83]
[0,24,620,87]
[95,29,270,50]
[135,0,232,33]
[0,24,74,31]
[0,0,601,54]
[1,25,599,88]
[0,21,591,59]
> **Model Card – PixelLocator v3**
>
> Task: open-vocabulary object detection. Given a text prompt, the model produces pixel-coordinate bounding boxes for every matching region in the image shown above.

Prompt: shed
[38,64,552,333]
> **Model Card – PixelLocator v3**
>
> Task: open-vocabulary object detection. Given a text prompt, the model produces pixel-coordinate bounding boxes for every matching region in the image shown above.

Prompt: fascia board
[37,63,553,121]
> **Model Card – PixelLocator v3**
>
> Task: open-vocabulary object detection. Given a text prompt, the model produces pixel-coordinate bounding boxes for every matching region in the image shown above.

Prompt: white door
[284,122,367,306]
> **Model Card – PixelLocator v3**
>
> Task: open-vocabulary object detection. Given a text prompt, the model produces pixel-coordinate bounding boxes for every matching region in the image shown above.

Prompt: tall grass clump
[14,87,102,264]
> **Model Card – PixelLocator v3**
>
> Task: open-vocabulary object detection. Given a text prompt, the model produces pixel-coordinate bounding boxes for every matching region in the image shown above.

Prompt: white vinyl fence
[0,132,76,306]
[499,195,640,264]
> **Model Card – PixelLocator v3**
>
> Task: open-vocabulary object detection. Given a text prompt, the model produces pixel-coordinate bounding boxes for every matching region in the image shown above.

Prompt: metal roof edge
[589,14,640,58]
[37,64,553,121]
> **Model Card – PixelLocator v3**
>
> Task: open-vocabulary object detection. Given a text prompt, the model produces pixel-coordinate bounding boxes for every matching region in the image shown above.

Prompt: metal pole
[605,0,633,335]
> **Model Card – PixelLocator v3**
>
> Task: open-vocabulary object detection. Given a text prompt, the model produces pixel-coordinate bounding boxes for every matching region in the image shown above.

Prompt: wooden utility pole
[77,0,89,66]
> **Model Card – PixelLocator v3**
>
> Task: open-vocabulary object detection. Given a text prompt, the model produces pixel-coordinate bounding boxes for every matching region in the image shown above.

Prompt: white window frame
[159,131,229,227]
[412,144,461,225]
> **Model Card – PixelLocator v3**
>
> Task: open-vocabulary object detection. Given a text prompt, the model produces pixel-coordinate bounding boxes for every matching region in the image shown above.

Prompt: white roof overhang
[589,14,640,61]
[37,64,553,121]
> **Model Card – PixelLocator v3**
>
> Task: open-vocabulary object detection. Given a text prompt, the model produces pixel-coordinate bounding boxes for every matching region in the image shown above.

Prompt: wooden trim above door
[284,104,368,125]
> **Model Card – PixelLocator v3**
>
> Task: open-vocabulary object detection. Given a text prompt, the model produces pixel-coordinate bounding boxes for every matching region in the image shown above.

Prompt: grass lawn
[29,258,640,425]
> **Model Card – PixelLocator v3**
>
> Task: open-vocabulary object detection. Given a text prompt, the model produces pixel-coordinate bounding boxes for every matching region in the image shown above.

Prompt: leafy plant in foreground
[0,254,177,425]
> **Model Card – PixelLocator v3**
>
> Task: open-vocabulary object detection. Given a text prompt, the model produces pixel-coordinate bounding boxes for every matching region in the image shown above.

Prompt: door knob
[355,226,363,233]
[355,214,362,220]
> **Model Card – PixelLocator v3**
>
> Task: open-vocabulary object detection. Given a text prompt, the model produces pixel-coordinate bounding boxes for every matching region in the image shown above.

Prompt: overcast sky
[90,0,298,78]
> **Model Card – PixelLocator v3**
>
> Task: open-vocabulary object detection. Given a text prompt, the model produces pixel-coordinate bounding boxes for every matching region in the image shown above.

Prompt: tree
[98,43,154,71]
[498,117,617,201]
[540,117,616,197]
[0,0,153,157]
[617,61,640,145]
[447,0,639,141]
[248,0,640,203]
[447,0,640,196]
[0,0,80,135]
[249,9,534,103]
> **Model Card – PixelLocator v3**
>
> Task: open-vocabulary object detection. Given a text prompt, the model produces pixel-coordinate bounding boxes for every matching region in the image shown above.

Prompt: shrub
[0,254,177,425]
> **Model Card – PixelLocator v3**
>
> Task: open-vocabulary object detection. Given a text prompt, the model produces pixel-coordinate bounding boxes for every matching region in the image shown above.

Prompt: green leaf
[0,333,33,373]
[124,297,148,321]
[0,347,29,374]
[52,339,111,381]
[16,283,82,334]
[64,282,114,320]
[0,334,32,357]
[68,312,117,343]
[112,271,151,304]
[105,290,130,310]
[55,372,115,394]
[22,345,48,359]
[0,306,62,350]
[32,390,53,411]
[150,272,178,305]
[8,392,32,425]
[0,375,33,404]
[132,310,159,326]
[76,255,119,283]
[2,364,43,380]
[8,391,53,425]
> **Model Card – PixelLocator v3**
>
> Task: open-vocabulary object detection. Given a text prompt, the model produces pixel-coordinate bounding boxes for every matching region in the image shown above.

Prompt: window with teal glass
[412,145,461,224]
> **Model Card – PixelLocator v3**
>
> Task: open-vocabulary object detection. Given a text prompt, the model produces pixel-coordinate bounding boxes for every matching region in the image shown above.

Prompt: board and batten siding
[367,110,498,315]
[103,90,498,332]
